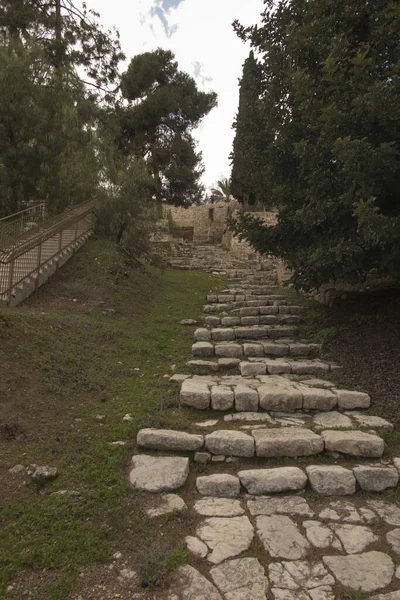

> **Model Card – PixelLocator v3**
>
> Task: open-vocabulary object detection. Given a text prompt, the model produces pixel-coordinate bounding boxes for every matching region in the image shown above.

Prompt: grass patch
[0,237,224,599]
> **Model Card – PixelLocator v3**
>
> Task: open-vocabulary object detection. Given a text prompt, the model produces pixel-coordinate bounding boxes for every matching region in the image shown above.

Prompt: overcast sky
[84,0,263,190]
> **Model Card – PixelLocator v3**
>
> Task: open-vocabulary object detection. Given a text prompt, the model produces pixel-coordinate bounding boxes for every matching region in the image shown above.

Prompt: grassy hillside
[0,237,224,600]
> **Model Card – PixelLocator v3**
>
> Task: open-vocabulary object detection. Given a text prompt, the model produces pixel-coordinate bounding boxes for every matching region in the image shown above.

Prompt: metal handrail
[0,198,98,306]
[0,199,97,262]
[0,204,45,222]
[0,203,46,251]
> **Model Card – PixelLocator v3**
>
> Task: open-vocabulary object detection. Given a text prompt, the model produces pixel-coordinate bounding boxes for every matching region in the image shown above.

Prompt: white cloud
[85,0,263,189]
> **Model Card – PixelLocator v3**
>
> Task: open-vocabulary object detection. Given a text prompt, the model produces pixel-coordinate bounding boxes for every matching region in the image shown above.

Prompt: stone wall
[221,203,278,266]
[154,201,288,277]
[167,202,230,244]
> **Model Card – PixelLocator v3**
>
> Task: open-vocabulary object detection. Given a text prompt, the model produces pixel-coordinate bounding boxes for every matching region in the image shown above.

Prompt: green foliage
[211,176,231,202]
[119,48,217,206]
[231,0,400,289]
[230,51,266,205]
[96,156,160,255]
[0,1,124,215]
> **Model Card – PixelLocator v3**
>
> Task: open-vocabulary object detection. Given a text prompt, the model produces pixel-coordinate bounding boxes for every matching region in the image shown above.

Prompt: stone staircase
[129,247,400,600]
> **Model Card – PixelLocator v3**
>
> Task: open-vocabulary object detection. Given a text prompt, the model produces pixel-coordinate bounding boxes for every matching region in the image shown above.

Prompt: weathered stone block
[196,474,241,497]
[129,455,189,492]
[259,315,279,325]
[204,316,221,327]
[221,317,240,327]
[264,359,291,374]
[306,465,356,496]
[299,385,337,411]
[258,380,303,411]
[240,361,267,376]
[215,343,243,358]
[194,328,211,342]
[235,326,269,340]
[262,342,288,356]
[192,341,214,357]
[239,466,307,494]
[180,379,211,409]
[321,430,384,457]
[137,428,204,452]
[335,389,371,410]
[234,384,259,412]
[211,328,235,341]
[353,465,399,491]
[205,430,255,457]
[242,343,264,356]
[259,306,279,315]
[211,385,234,411]
[253,427,324,457]
[240,307,260,316]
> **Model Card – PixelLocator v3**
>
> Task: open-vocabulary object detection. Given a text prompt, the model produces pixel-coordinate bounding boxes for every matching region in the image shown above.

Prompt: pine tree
[119,49,217,206]
[230,51,265,205]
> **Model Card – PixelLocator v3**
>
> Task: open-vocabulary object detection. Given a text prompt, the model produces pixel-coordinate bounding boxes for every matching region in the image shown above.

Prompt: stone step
[194,462,399,497]
[203,299,288,313]
[189,354,333,376]
[217,286,280,295]
[187,409,392,433]
[136,427,385,459]
[192,340,319,360]
[194,325,299,344]
[203,314,303,327]
[206,294,286,304]
[179,375,370,412]
[240,357,336,376]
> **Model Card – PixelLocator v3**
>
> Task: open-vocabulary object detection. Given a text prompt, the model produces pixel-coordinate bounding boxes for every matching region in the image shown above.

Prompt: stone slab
[235,384,259,412]
[239,467,307,495]
[193,497,244,517]
[322,551,394,593]
[258,380,303,411]
[205,430,255,457]
[180,379,210,409]
[247,496,314,518]
[146,494,187,518]
[321,430,384,457]
[334,389,371,410]
[256,515,310,559]
[306,465,356,496]
[197,516,254,564]
[211,385,235,411]
[253,428,324,458]
[174,565,222,600]
[210,558,268,600]
[196,474,240,497]
[129,455,189,492]
[353,465,399,491]
[192,341,214,357]
[137,429,203,452]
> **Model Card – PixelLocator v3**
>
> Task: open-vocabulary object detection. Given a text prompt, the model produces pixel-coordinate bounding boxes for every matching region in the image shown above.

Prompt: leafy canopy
[230,0,400,290]
[119,48,217,206]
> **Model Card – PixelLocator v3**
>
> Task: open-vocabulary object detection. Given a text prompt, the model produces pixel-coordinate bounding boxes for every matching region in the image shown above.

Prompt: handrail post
[7,258,15,306]
[35,241,43,290]
[73,218,79,252]
[56,229,62,267]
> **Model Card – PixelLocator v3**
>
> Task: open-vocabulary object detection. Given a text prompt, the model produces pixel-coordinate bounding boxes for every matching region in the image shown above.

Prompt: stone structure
[129,242,400,599]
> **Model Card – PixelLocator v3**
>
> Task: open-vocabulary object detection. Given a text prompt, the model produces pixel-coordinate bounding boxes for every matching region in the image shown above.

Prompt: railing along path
[0,199,97,306]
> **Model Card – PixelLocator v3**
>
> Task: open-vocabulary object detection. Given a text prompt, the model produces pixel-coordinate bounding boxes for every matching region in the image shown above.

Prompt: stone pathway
[129,245,400,599]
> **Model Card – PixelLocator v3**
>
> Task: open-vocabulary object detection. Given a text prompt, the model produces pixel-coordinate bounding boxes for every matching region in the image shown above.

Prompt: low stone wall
[167,202,229,244]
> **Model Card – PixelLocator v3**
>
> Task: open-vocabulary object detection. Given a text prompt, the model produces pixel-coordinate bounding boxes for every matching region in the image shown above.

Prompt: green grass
[0,237,225,599]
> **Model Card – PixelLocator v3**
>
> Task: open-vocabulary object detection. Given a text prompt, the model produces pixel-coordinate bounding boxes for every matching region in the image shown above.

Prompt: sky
[84,0,264,190]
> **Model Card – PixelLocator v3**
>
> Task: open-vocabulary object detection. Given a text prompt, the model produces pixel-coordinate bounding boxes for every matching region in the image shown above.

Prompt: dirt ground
[325,288,400,427]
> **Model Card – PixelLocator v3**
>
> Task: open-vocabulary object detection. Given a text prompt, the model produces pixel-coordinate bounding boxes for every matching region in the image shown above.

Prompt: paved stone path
[131,245,400,599]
